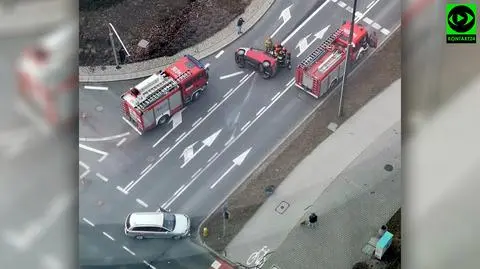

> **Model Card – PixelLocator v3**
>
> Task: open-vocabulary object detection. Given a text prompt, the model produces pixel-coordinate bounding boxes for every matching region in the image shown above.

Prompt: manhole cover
[384,164,393,171]
[275,201,290,214]
[95,105,104,112]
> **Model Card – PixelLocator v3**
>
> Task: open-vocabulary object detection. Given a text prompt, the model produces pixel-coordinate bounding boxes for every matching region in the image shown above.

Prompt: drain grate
[275,201,290,214]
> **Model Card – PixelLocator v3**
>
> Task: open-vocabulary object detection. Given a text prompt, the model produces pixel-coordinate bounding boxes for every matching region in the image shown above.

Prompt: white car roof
[129,212,164,227]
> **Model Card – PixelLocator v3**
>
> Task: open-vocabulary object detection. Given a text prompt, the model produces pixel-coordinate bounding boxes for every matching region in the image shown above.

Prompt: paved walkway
[79,0,275,82]
[224,79,401,267]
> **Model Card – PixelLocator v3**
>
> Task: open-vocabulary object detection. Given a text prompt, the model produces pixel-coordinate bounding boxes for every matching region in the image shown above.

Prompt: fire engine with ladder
[121,54,209,134]
[295,21,377,98]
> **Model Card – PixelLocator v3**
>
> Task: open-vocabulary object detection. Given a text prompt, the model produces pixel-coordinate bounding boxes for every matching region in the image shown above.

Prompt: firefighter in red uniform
[274,43,283,57]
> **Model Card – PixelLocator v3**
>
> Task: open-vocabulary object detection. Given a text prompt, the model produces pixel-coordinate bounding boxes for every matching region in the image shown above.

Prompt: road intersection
[79,0,401,267]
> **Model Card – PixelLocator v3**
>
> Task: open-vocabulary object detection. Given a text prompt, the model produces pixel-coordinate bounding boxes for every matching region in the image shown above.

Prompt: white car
[124,212,191,240]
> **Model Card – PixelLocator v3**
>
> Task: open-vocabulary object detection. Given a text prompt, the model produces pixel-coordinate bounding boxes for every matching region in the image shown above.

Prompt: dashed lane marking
[95,173,109,182]
[381,28,390,35]
[143,260,157,269]
[102,232,115,241]
[136,198,149,208]
[215,50,224,59]
[372,22,381,30]
[363,17,373,24]
[122,246,136,256]
[82,218,95,227]
[338,1,346,8]
[116,137,127,147]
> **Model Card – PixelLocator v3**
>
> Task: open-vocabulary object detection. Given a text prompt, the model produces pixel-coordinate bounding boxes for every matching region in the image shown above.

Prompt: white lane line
[204,63,210,69]
[256,106,266,116]
[79,144,109,162]
[140,164,153,175]
[215,50,224,59]
[175,132,186,142]
[116,186,129,195]
[239,74,248,84]
[124,180,135,190]
[136,198,149,208]
[282,0,331,45]
[366,0,376,9]
[83,85,108,91]
[271,92,281,101]
[79,161,89,170]
[240,121,251,132]
[158,147,170,159]
[124,71,256,193]
[208,152,218,163]
[208,103,218,112]
[363,17,373,24]
[345,6,353,13]
[95,173,109,182]
[372,22,381,30]
[174,184,186,196]
[116,137,127,147]
[337,1,346,8]
[224,136,234,147]
[223,88,234,98]
[80,161,90,179]
[80,132,130,142]
[143,260,157,269]
[122,117,142,135]
[192,168,203,179]
[331,0,337,2]
[192,117,203,128]
[82,218,95,227]
[381,28,391,35]
[122,246,136,256]
[102,232,115,241]
[220,71,244,80]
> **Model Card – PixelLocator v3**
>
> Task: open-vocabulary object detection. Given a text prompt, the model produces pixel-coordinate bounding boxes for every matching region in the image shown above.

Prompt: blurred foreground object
[16,21,78,132]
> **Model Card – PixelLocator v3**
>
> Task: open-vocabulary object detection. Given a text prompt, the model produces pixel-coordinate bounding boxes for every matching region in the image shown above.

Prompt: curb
[0,0,71,37]
[79,0,276,83]
[196,25,401,263]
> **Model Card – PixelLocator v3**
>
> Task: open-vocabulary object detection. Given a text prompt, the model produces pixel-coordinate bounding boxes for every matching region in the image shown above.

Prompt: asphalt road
[79,0,401,267]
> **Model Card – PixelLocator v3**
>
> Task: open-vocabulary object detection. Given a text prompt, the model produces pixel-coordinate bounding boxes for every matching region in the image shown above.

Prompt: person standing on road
[308,213,318,228]
[237,17,245,34]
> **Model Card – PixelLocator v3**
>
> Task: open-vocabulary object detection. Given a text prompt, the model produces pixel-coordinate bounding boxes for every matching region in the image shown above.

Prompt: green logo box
[445,3,477,44]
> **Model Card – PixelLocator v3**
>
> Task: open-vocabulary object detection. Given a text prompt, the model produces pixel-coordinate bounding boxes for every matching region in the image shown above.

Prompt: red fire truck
[295,21,377,98]
[121,54,209,134]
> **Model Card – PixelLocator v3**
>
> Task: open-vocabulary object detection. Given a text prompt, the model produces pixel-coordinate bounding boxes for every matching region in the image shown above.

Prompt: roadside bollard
[202,227,209,238]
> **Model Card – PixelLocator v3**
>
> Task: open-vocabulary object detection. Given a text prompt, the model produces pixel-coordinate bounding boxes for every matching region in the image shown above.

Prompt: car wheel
[157,115,170,125]
[261,61,271,79]
[135,235,144,240]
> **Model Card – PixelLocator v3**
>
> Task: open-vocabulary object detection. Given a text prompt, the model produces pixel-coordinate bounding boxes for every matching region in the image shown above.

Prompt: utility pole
[338,0,358,117]
[108,25,120,69]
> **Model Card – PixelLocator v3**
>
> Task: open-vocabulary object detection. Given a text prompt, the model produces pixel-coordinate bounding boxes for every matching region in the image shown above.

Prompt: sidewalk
[224,79,401,267]
[79,0,275,82]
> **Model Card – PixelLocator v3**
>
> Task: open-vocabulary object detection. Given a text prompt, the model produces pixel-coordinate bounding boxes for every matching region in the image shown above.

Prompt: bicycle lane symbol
[246,245,271,267]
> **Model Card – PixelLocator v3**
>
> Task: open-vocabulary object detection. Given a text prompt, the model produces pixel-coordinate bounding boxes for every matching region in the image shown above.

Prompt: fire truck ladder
[299,28,343,69]
[137,73,178,110]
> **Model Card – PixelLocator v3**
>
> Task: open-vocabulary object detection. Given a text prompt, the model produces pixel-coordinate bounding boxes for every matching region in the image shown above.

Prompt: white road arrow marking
[179,141,197,166]
[152,108,184,148]
[271,4,293,38]
[180,129,222,168]
[296,25,331,57]
[210,148,251,189]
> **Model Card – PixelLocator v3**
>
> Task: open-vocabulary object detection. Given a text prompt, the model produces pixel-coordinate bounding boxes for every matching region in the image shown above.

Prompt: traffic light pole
[338,0,358,117]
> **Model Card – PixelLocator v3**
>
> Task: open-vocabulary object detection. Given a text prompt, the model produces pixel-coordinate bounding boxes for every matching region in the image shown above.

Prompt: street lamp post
[338,0,358,117]
[108,25,120,69]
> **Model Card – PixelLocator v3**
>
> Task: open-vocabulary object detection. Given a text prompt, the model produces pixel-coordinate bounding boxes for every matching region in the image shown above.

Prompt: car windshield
[162,213,176,231]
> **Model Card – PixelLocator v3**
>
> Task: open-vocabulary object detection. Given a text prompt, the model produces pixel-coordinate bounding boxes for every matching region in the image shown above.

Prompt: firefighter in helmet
[274,43,283,58]
[277,47,287,65]
[265,37,274,54]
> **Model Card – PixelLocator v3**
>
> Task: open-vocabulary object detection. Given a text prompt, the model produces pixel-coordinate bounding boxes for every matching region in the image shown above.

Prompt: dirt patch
[200,29,401,252]
[79,0,251,66]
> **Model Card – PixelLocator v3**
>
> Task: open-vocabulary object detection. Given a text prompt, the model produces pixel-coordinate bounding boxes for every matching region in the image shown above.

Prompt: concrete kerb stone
[79,0,275,83]
[195,25,401,261]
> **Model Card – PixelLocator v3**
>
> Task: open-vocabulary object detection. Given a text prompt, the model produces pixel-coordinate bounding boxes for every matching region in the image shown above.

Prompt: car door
[149,226,170,238]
